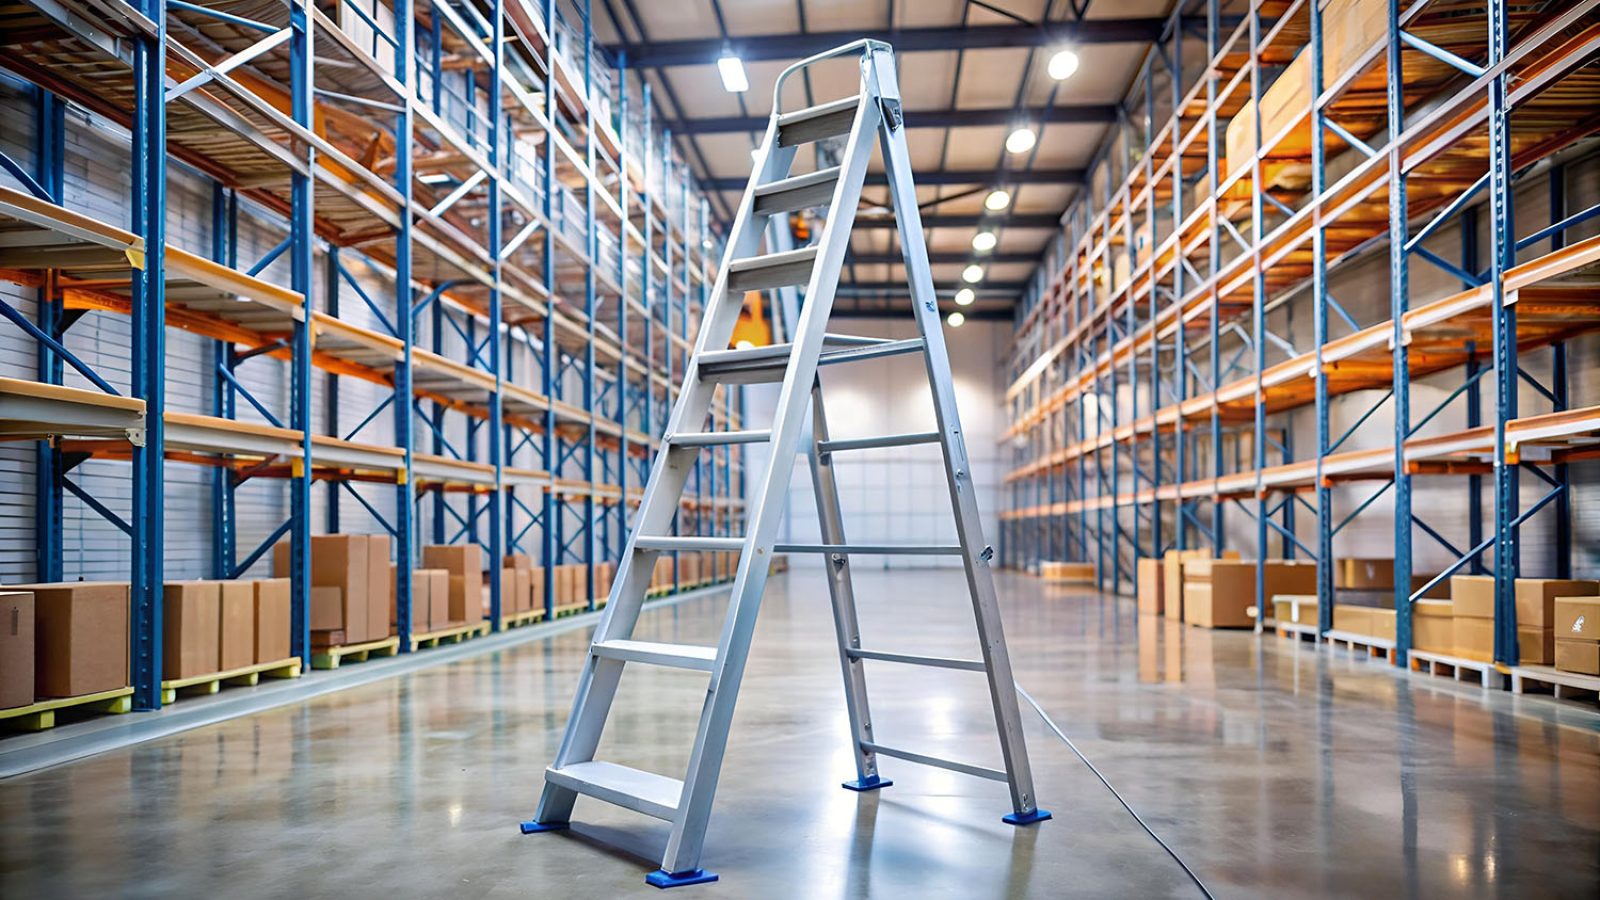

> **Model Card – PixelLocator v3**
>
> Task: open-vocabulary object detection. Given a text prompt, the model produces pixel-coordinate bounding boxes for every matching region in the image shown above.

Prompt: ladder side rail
[871,46,1041,818]
[662,91,885,876]
[533,118,796,824]
[806,379,882,788]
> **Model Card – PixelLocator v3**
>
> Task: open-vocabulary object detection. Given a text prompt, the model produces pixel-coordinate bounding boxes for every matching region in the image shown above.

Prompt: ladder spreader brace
[520,40,1050,889]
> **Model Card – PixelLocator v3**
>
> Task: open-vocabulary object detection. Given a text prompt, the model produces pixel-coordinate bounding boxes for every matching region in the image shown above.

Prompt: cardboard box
[310,587,345,641]
[1554,596,1600,642]
[1450,575,1496,619]
[1516,579,1600,629]
[0,591,34,709]
[1413,599,1454,654]
[218,580,256,671]
[426,570,450,630]
[1332,604,1371,635]
[1411,574,1452,599]
[164,581,221,680]
[530,564,546,610]
[1336,558,1394,590]
[1137,558,1163,616]
[504,553,532,571]
[1183,559,1252,628]
[1518,626,1554,666]
[276,535,368,639]
[1368,607,1397,641]
[15,582,130,697]
[254,579,291,663]
[425,544,483,625]
[366,535,392,644]
[1454,616,1495,663]
[1554,639,1600,676]
[1162,552,1186,621]
[1321,0,1388,85]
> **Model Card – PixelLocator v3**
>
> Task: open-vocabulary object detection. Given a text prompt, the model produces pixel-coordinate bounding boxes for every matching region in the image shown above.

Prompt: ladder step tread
[727,246,818,292]
[670,429,772,447]
[818,431,941,453]
[698,335,926,384]
[636,535,746,552]
[546,761,683,820]
[593,639,719,672]
[753,166,842,214]
[777,95,861,147]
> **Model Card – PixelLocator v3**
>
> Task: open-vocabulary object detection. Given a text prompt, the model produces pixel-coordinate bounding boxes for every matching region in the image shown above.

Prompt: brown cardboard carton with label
[218,580,256,671]
[0,591,34,708]
[1516,579,1599,629]
[164,581,221,680]
[14,582,130,698]
[1553,596,1600,642]
[254,578,291,663]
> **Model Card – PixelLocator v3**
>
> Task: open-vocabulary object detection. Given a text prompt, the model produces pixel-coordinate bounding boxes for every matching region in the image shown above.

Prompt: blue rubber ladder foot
[841,774,893,792]
[519,820,570,834]
[645,868,719,888]
[1002,807,1053,826]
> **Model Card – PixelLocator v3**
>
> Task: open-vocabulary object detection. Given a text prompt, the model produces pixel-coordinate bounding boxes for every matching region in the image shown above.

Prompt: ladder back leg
[807,379,887,791]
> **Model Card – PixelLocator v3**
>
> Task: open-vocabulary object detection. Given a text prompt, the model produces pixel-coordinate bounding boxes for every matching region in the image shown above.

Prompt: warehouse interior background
[1,0,1598,896]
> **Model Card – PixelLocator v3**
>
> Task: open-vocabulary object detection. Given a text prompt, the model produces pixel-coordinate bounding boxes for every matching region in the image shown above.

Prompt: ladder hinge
[980,546,994,563]
[879,98,903,130]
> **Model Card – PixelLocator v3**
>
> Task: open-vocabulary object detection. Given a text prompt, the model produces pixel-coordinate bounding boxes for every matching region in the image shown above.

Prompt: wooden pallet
[498,608,547,630]
[1276,620,1320,643]
[0,686,134,731]
[159,657,302,704]
[408,621,489,652]
[1323,629,1397,662]
[1509,664,1600,701]
[1407,649,1506,689]
[553,601,590,619]
[311,636,400,670]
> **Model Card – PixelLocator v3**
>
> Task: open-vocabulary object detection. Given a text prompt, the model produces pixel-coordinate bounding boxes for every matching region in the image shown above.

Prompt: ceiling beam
[666,104,1117,135]
[847,251,1041,265]
[853,214,1060,230]
[704,169,1082,191]
[610,20,1168,67]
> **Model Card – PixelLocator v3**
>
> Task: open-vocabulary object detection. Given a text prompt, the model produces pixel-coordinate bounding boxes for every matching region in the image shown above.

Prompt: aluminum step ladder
[520,40,1049,888]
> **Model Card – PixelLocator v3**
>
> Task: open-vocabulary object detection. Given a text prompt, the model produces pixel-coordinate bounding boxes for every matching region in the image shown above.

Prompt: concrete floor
[2,568,1598,898]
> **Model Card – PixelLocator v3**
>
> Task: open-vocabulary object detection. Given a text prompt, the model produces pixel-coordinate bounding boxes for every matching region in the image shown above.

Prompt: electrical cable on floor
[1014,683,1216,900]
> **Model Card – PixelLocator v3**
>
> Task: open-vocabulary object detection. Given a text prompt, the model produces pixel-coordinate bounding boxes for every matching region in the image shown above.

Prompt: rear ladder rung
[818,431,940,454]
[845,648,987,672]
[860,742,1009,783]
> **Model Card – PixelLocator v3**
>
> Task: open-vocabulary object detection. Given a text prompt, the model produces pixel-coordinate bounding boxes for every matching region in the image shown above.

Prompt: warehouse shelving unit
[1000,0,1600,666]
[0,0,740,712]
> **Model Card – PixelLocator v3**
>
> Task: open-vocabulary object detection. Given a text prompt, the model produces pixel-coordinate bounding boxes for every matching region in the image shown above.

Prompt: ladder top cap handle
[772,39,894,116]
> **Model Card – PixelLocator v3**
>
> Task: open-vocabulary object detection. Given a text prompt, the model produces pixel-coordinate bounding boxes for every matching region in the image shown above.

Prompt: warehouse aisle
[2,569,1597,898]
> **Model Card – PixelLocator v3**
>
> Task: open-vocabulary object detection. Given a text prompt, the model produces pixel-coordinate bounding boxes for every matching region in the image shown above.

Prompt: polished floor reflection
[2,568,1598,898]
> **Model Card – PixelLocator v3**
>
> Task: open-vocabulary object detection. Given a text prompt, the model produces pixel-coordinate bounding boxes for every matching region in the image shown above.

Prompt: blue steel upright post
[288,0,315,665]
[130,0,168,710]
[394,0,418,649]
[1487,0,1518,665]
[1386,0,1413,664]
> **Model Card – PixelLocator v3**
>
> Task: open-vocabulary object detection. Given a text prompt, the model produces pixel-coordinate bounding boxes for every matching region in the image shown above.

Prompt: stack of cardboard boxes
[499,554,539,618]
[275,534,392,646]
[1182,558,1317,628]
[1147,549,1240,621]
[422,543,483,629]
[1520,579,1597,669]
[1,582,130,709]
[1554,595,1600,675]
[1039,561,1095,584]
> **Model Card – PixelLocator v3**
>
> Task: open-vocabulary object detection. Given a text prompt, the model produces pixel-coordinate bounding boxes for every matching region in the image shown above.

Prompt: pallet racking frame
[1000,0,1600,667]
[0,0,743,711]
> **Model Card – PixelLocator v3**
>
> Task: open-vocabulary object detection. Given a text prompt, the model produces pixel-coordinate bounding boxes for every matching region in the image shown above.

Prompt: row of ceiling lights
[710,45,1081,329]
[947,47,1080,328]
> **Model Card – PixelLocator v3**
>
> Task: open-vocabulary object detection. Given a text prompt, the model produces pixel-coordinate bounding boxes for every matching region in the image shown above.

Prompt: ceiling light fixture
[718,54,749,93]
[947,311,966,328]
[1005,126,1037,154]
[962,264,985,283]
[971,231,997,252]
[954,287,975,306]
[1048,48,1080,81]
[984,189,1011,211]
